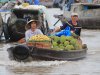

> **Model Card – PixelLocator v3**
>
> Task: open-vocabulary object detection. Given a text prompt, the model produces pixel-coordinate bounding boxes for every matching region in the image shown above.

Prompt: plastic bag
[55,26,71,37]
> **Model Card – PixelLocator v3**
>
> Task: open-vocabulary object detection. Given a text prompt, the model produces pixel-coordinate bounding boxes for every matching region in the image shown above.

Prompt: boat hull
[7,45,87,61]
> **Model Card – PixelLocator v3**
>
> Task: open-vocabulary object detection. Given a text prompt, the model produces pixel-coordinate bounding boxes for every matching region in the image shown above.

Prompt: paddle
[53,14,82,29]
[53,14,73,28]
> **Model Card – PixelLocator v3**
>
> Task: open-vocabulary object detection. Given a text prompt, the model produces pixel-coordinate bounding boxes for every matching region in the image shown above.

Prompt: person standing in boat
[25,20,43,41]
[53,12,82,36]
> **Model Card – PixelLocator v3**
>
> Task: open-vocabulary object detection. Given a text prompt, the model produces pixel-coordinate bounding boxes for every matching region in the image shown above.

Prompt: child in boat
[25,20,43,41]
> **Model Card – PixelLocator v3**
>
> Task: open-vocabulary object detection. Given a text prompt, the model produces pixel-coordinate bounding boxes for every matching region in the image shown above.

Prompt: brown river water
[0,29,100,75]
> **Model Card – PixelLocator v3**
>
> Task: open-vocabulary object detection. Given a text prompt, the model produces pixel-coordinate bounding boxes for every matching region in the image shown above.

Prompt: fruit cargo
[7,35,87,61]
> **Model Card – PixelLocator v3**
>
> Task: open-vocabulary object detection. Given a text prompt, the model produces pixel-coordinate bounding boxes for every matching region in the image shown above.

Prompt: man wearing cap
[53,12,82,36]
[25,20,43,41]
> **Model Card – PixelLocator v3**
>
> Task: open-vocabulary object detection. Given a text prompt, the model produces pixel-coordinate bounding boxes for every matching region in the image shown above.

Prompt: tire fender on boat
[12,45,30,60]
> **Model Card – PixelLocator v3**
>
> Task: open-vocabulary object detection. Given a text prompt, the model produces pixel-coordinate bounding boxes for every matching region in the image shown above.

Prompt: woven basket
[27,41,52,49]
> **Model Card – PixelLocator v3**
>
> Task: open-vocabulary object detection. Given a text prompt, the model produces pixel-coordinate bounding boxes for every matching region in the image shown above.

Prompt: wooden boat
[7,44,87,61]
[1,4,87,61]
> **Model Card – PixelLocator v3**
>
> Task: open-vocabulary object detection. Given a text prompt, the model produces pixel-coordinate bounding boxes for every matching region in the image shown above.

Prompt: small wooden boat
[7,44,87,61]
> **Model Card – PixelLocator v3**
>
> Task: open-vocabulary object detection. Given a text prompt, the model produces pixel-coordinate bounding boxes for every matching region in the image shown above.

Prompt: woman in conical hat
[25,20,43,41]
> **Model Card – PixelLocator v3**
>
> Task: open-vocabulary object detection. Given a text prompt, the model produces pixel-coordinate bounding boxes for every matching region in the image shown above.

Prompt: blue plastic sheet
[34,0,40,5]
[55,26,71,37]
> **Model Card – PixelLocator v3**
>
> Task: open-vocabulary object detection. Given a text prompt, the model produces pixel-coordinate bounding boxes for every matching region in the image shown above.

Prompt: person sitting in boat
[53,12,82,36]
[25,20,43,41]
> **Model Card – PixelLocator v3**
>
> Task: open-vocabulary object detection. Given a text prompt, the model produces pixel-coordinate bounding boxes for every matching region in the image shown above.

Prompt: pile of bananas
[28,34,51,42]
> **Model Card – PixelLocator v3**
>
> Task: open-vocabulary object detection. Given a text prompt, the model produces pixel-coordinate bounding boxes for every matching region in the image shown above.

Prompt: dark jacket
[60,20,82,36]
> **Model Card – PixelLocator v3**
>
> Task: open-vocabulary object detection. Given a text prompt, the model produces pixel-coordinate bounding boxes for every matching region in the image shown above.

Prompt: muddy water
[0,29,100,75]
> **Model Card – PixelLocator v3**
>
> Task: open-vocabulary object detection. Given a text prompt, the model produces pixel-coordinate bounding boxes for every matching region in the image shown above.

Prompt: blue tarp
[55,26,71,37]
[34,0,40,5]
[25,0,40,5]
